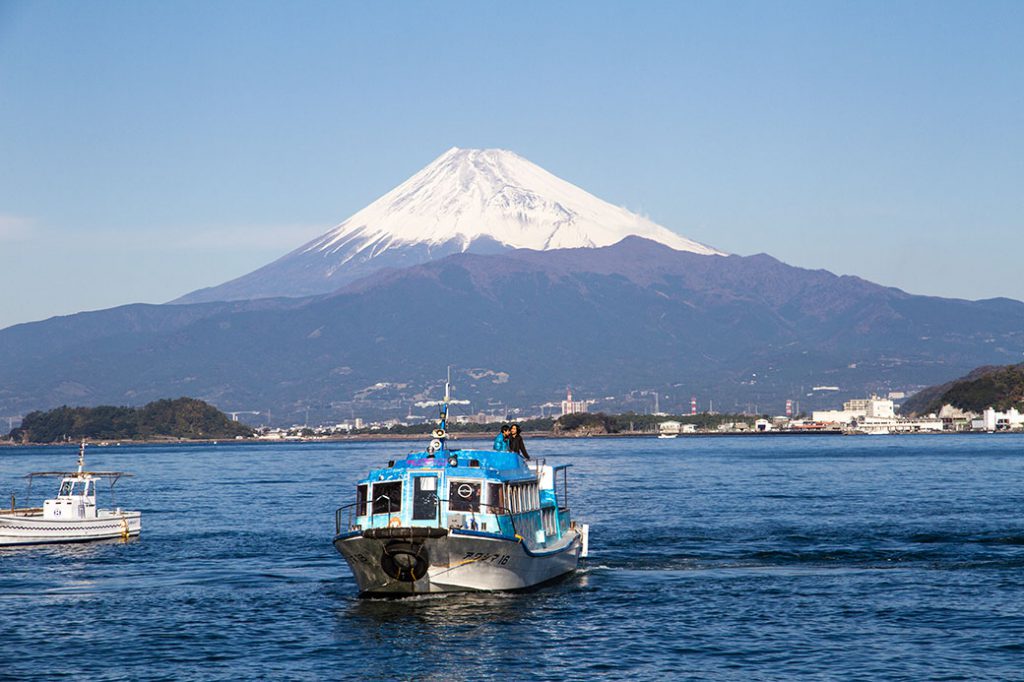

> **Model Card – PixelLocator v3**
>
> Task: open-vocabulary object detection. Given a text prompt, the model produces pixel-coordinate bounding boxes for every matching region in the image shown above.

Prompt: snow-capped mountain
[175,147,724,303]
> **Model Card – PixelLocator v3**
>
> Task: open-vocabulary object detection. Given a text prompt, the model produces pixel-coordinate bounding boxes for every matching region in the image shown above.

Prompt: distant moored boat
[0,441,141,546]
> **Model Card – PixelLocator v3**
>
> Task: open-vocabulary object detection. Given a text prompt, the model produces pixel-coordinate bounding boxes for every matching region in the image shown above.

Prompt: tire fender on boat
[380,541,429,582]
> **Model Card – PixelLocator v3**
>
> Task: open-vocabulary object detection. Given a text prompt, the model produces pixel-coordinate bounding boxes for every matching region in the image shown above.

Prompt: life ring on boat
[380,541,429,582]
[388,516,402,528]
[432,428,446,439]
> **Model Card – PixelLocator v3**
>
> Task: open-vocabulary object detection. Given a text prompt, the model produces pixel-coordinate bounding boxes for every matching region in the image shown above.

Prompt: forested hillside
[903,364,1024,415]
[8,398,253,443]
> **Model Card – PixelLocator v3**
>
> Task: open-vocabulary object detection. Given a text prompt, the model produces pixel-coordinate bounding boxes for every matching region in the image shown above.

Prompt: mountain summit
[176,147,723,303]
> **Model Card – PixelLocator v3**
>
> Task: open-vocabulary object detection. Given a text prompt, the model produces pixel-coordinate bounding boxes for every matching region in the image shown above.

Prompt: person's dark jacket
[508,432,529,459]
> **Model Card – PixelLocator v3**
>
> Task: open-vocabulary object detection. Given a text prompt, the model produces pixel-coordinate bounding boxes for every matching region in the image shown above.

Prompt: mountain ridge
[4,239,1022,423]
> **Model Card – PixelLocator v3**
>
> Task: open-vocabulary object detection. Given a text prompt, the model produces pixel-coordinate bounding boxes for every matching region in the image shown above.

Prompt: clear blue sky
[1,1,1021,329]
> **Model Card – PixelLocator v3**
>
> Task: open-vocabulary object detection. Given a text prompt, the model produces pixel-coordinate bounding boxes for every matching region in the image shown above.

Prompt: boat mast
[77,440,86,475]
[440,366,452,433]
[416,367,469,455]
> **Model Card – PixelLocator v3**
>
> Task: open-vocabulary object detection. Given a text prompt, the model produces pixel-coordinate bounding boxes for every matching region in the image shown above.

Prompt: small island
[7,397,254,444]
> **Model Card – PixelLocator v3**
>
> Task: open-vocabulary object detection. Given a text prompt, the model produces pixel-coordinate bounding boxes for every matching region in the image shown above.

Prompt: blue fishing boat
[333,377,589,595]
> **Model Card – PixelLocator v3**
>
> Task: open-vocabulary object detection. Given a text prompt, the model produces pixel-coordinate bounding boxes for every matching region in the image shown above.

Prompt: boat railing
[5,507,44,517]
[335,493,399,534]
[335,502,360,534]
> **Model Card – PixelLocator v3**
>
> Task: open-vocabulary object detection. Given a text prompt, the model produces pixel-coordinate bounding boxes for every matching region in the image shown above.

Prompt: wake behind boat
[0,441,141,546]
[333,378,589,596]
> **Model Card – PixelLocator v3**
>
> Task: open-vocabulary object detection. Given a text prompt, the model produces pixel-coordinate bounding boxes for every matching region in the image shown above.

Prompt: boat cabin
[43,475,99,520]
[340,448,574,551]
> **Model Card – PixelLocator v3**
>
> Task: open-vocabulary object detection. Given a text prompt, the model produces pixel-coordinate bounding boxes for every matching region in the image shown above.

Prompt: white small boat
[657,433,678,439]
[0,441,141,546]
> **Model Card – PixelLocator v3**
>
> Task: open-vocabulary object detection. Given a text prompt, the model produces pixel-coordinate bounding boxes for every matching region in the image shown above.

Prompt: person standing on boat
[493,424,511,451]
[508,424,529,460]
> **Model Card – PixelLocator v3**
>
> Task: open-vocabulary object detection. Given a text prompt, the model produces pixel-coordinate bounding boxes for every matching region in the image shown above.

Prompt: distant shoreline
[4,428,1018,449]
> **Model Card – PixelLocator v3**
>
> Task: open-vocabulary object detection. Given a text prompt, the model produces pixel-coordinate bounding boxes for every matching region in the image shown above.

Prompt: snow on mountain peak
[172,147,725,304]
[306,147,724,259]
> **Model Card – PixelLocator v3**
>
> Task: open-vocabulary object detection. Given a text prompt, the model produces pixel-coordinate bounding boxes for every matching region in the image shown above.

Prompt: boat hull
[334,528,582,596]
[0,510,142,546]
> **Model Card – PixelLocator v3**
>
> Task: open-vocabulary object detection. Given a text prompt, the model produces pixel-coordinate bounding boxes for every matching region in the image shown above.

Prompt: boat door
[412,475,439,521]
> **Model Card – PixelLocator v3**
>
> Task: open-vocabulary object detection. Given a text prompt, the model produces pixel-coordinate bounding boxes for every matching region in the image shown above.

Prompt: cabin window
[60,481,73,496]
[449,481,481,513]
[487,483,504,514]
[372,481,402,514]
[356,484,368,516]
[412,476,439,520]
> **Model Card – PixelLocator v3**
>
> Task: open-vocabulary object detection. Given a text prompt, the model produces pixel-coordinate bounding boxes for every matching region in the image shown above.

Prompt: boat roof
[359,447,536,485]
[26,471,132,480]
[25,441,131,482]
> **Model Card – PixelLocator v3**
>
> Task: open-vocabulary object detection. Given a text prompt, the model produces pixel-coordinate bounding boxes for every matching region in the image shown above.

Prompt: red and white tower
[690,396,697,415]
[786,399,793,417]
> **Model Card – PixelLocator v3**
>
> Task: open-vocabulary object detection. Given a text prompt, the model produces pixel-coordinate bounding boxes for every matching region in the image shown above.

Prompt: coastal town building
[811,395,944,433]
[853,416,943,434]
[561,388,589,416]
[812,395,895,424]
[658,420,696,435]
[453,412,507,425]
[974,407,1024,431]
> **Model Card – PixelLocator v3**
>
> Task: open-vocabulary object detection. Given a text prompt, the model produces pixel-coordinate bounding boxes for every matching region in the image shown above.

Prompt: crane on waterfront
[228,411,260,422]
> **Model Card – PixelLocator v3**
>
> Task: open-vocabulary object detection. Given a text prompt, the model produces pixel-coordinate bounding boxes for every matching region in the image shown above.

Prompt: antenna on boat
[415,367,470,455]
[441,365,452,432]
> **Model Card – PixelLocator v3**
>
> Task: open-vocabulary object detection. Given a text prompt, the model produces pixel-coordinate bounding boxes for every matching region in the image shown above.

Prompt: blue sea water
[2,434,1024,681]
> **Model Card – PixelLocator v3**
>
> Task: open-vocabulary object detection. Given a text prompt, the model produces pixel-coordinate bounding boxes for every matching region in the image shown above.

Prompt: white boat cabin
[43,476,100,520]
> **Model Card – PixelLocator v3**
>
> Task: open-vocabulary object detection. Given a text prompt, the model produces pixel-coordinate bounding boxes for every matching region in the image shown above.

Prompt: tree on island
[9,397,253,443]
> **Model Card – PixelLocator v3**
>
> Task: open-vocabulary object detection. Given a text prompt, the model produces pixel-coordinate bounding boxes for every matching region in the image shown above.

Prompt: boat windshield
[59,481,90,496]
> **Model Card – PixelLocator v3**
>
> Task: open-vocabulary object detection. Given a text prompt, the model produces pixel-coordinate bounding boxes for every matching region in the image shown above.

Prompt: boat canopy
[24,441,132,487]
